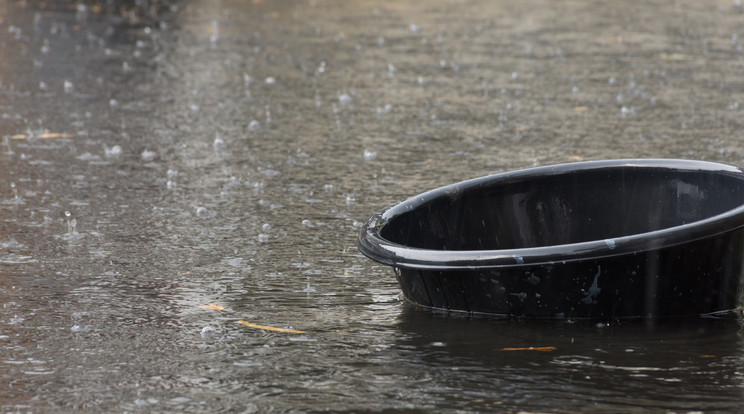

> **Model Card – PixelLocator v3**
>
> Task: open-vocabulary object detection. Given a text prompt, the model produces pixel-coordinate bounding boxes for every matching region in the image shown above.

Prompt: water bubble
[301,219,312,227]
[243,74,253,87]
[64,80,74,93]
[363,149,377,161]
[200,326,215,339]
[265,76,276,85]
[196,207,209,218]
[213,136,226,151]
[39,81,47,90]
[261,223,271,232]
[608,76,616,85]
[511,72,518,79]
[141,149,156,162]
[409,24,420,35]
[376,104,392,115]
[258,233,269,243]
[345,195,355,205]
[166,180,176,190]
[338,93,352,105]
[109,98,119,107]
[417,76,424,85]
[323,184,334,192]
[248,120,261,131]
[71,324,88,333]
[104,145,122,158]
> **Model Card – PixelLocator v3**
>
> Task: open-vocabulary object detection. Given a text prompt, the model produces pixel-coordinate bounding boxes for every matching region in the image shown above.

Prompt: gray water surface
[2,0,744,412]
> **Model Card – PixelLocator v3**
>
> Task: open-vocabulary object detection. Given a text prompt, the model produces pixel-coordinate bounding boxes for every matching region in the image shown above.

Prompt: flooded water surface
[3,0,744,411]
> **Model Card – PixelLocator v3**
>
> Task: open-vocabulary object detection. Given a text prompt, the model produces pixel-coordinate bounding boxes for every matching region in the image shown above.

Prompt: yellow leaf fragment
[239,320,307,334]
[659,53,688,61]
[499,346,557,352]
[10,132,74,140]
[199,302,226,313]
[700,354,716,358]
[573,106,589,112]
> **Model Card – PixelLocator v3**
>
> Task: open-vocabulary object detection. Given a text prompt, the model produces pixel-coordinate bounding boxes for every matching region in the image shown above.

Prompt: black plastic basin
[358,159,744,319]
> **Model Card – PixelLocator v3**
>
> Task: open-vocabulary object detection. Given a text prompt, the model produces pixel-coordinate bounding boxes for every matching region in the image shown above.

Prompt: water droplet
[141,149,156,162]
[104,145,122,158]
[338,93,352,105]
[196,207,209,218]
[201,326,215,338]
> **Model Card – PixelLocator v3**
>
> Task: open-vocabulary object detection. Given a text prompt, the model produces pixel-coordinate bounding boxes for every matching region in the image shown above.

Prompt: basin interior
[380,166,744,251]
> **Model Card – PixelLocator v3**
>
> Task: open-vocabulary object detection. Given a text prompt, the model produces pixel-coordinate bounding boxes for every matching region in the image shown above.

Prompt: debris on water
[248,120,261,131]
